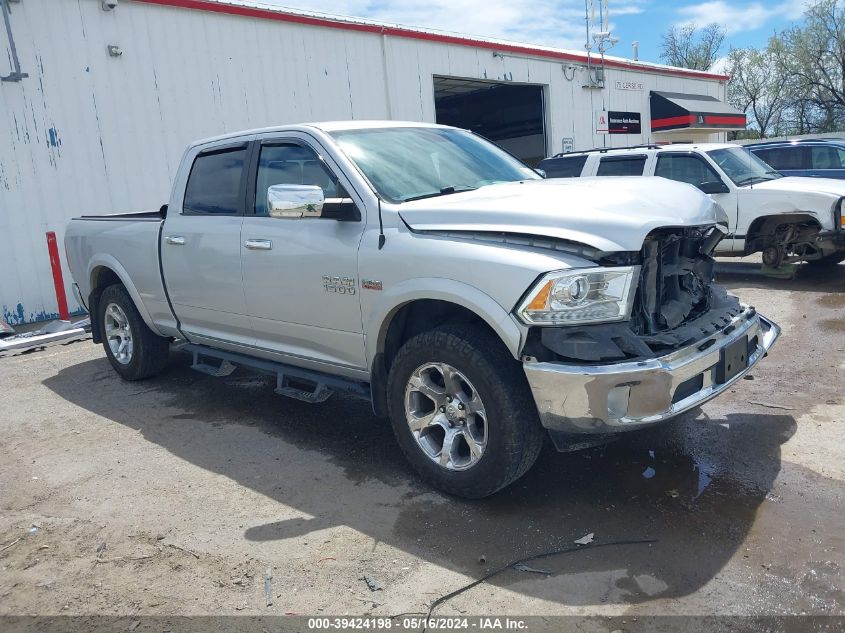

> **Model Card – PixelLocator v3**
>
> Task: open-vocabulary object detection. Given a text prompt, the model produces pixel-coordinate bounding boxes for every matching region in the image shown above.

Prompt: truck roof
[188,120,452,149]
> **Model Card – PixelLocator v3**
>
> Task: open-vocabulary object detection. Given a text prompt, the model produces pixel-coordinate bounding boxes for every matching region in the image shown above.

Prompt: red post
[45,231,70,321]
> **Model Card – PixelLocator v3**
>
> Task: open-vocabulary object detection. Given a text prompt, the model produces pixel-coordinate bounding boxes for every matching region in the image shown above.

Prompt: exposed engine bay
[524,227,745,363]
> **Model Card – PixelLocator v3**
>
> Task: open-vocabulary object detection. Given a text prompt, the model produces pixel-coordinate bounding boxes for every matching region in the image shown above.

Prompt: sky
[255,0,813,66]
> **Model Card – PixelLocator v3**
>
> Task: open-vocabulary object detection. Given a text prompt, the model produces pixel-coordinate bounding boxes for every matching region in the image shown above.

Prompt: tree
[726,47,790,138]
[772,0,845,133]
[659,23,726,70]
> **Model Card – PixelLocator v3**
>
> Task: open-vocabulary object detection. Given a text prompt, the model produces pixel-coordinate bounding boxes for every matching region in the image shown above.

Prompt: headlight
[516,266,640,326]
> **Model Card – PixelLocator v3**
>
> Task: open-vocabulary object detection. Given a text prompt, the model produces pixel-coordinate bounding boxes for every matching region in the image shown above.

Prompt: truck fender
[364,277,525,367]
[86,254,164,337]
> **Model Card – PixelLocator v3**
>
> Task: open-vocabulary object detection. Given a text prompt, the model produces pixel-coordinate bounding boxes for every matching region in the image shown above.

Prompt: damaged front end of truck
[520,225,780,450]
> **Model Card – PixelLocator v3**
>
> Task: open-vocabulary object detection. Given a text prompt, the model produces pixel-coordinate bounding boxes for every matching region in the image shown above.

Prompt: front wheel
[99,284,170,380]
[386,325,544,498]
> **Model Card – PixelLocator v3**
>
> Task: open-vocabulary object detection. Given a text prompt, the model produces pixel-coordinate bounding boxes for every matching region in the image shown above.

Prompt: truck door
[655,152,738,253]
[160,141,255,349]
[240,135,367,373]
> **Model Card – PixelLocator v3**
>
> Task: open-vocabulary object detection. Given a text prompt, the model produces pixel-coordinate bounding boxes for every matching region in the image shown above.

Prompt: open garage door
[433,76,547,166]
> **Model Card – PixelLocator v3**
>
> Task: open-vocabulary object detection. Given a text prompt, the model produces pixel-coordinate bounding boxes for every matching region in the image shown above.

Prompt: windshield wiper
[402,185,477,202]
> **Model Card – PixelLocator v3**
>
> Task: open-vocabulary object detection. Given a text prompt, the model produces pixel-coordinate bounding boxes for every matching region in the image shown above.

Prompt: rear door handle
[165,235,186,245]
[244,239,273,251]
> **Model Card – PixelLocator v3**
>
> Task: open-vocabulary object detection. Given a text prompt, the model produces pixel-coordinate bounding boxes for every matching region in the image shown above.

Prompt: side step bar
[180,343,370,404]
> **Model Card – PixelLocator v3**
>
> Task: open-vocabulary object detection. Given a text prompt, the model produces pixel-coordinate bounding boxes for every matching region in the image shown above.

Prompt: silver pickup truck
[65,121,780,498]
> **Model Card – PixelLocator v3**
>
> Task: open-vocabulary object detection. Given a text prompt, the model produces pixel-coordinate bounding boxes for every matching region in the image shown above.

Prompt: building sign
[596,111,609,135]
[561,137,574,153]
[608,111,642,134]
[615,80,644,91]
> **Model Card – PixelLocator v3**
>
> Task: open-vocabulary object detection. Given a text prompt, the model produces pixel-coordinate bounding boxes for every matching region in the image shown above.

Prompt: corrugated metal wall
[0,0,726,324]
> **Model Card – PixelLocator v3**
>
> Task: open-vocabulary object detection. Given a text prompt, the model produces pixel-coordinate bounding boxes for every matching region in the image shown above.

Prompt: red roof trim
[133,0,730,81]
[704,115,747,126]
[652,114,747,131]
[651,115,698,131]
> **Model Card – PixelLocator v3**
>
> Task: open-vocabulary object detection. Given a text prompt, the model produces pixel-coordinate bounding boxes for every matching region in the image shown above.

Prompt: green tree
[774,0,845,133]
[726,47,790,138]
[659,23,726,70]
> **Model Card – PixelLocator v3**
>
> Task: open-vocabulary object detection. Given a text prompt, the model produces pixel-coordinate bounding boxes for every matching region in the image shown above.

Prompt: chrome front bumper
[523,306,780,435]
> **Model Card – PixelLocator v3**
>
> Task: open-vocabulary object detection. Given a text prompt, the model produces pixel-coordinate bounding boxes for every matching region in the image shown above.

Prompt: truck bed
[76,210,163,221]
[65,212,175,338]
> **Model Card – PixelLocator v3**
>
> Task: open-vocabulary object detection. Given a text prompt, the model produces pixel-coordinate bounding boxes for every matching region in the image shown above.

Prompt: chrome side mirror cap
[267,184,324,219]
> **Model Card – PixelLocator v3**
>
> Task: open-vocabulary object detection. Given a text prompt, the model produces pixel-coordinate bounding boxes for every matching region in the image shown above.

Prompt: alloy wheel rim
[404,362,488,471]
[104,302,133,365]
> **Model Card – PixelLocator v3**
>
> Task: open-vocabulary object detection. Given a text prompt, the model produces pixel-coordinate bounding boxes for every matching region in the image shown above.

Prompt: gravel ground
[0,258,843,628]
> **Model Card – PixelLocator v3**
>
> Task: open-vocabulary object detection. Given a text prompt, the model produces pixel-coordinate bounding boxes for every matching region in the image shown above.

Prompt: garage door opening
[433,76,547,166]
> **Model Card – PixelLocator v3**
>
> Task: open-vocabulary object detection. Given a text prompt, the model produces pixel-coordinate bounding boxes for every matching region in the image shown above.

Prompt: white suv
[539,144,845,267]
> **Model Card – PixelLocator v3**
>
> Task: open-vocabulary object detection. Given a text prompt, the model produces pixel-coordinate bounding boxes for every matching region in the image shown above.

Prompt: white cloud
[676,0,810,35]
[252,0,643,51]
[710,55,730,75]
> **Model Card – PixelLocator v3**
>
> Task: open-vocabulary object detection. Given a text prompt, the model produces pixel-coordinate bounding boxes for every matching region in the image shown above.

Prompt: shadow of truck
[44,353,796,606]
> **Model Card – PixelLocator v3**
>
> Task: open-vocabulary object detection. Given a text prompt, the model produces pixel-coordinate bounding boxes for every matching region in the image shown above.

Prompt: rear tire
[386,325,544,498]
[99,284,170,381]
[806,252,845,268]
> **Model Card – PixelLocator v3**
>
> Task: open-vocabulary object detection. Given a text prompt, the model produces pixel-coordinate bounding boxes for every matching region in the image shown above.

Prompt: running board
[180,343,369,404]
[191,356,237,377]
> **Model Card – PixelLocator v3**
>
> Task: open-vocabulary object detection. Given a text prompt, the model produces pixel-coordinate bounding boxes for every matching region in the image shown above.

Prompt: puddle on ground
[817,294,845,309]
[820,318,845,332]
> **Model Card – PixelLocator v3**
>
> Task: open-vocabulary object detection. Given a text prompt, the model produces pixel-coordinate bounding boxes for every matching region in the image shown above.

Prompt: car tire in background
[98,284,170,381]
[386,324,544,498]
[806,252,845,268]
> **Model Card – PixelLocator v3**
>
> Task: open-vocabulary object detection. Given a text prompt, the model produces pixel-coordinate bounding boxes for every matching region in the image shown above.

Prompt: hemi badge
[361,279,383,291]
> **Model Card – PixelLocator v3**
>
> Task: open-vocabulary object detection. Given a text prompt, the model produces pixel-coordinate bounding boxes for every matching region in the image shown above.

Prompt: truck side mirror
[267,184,325,219]
[698,180,730,195]
[535,168,547,178]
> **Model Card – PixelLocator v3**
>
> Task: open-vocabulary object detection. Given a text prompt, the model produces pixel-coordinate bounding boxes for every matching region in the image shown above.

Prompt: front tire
[386,325,544,498]
[99,284,170,381]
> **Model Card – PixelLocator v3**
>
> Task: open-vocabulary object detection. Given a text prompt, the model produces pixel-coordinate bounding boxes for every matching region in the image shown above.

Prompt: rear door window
[596,155,647,176]
[183,146,248,215]
[541,155,588,178]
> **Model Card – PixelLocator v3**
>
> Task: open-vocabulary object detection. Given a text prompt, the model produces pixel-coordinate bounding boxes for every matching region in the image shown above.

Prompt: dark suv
[746,139,845,179]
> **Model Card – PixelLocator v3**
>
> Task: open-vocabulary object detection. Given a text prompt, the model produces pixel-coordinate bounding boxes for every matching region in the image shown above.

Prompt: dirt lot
[1,259,843,627]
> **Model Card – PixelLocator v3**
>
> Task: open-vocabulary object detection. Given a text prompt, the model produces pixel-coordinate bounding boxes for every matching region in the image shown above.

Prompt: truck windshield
[330,127,540,203]
[706,147,784,187]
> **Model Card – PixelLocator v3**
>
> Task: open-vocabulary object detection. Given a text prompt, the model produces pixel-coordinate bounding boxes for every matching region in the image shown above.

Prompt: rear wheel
[99,284,170,380]
[386,325,543,498]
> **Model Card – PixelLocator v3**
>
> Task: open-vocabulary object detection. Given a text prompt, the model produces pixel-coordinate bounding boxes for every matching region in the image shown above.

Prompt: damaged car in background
[65,122,779,498]
[539,143,845,268]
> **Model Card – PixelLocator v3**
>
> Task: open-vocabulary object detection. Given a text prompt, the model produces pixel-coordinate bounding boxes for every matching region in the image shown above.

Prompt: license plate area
[715,335,748,384]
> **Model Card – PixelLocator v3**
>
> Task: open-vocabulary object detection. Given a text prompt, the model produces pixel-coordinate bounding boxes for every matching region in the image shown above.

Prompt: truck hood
[397,177,723,252]
[752,176,845,198]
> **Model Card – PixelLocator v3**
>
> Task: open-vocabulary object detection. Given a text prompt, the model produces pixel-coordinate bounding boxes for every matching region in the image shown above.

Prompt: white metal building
[0,0,744,324]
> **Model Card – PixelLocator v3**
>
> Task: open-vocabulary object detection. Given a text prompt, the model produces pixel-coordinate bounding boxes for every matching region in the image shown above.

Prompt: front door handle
[165,235,186,245]
[244,239,273,251]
